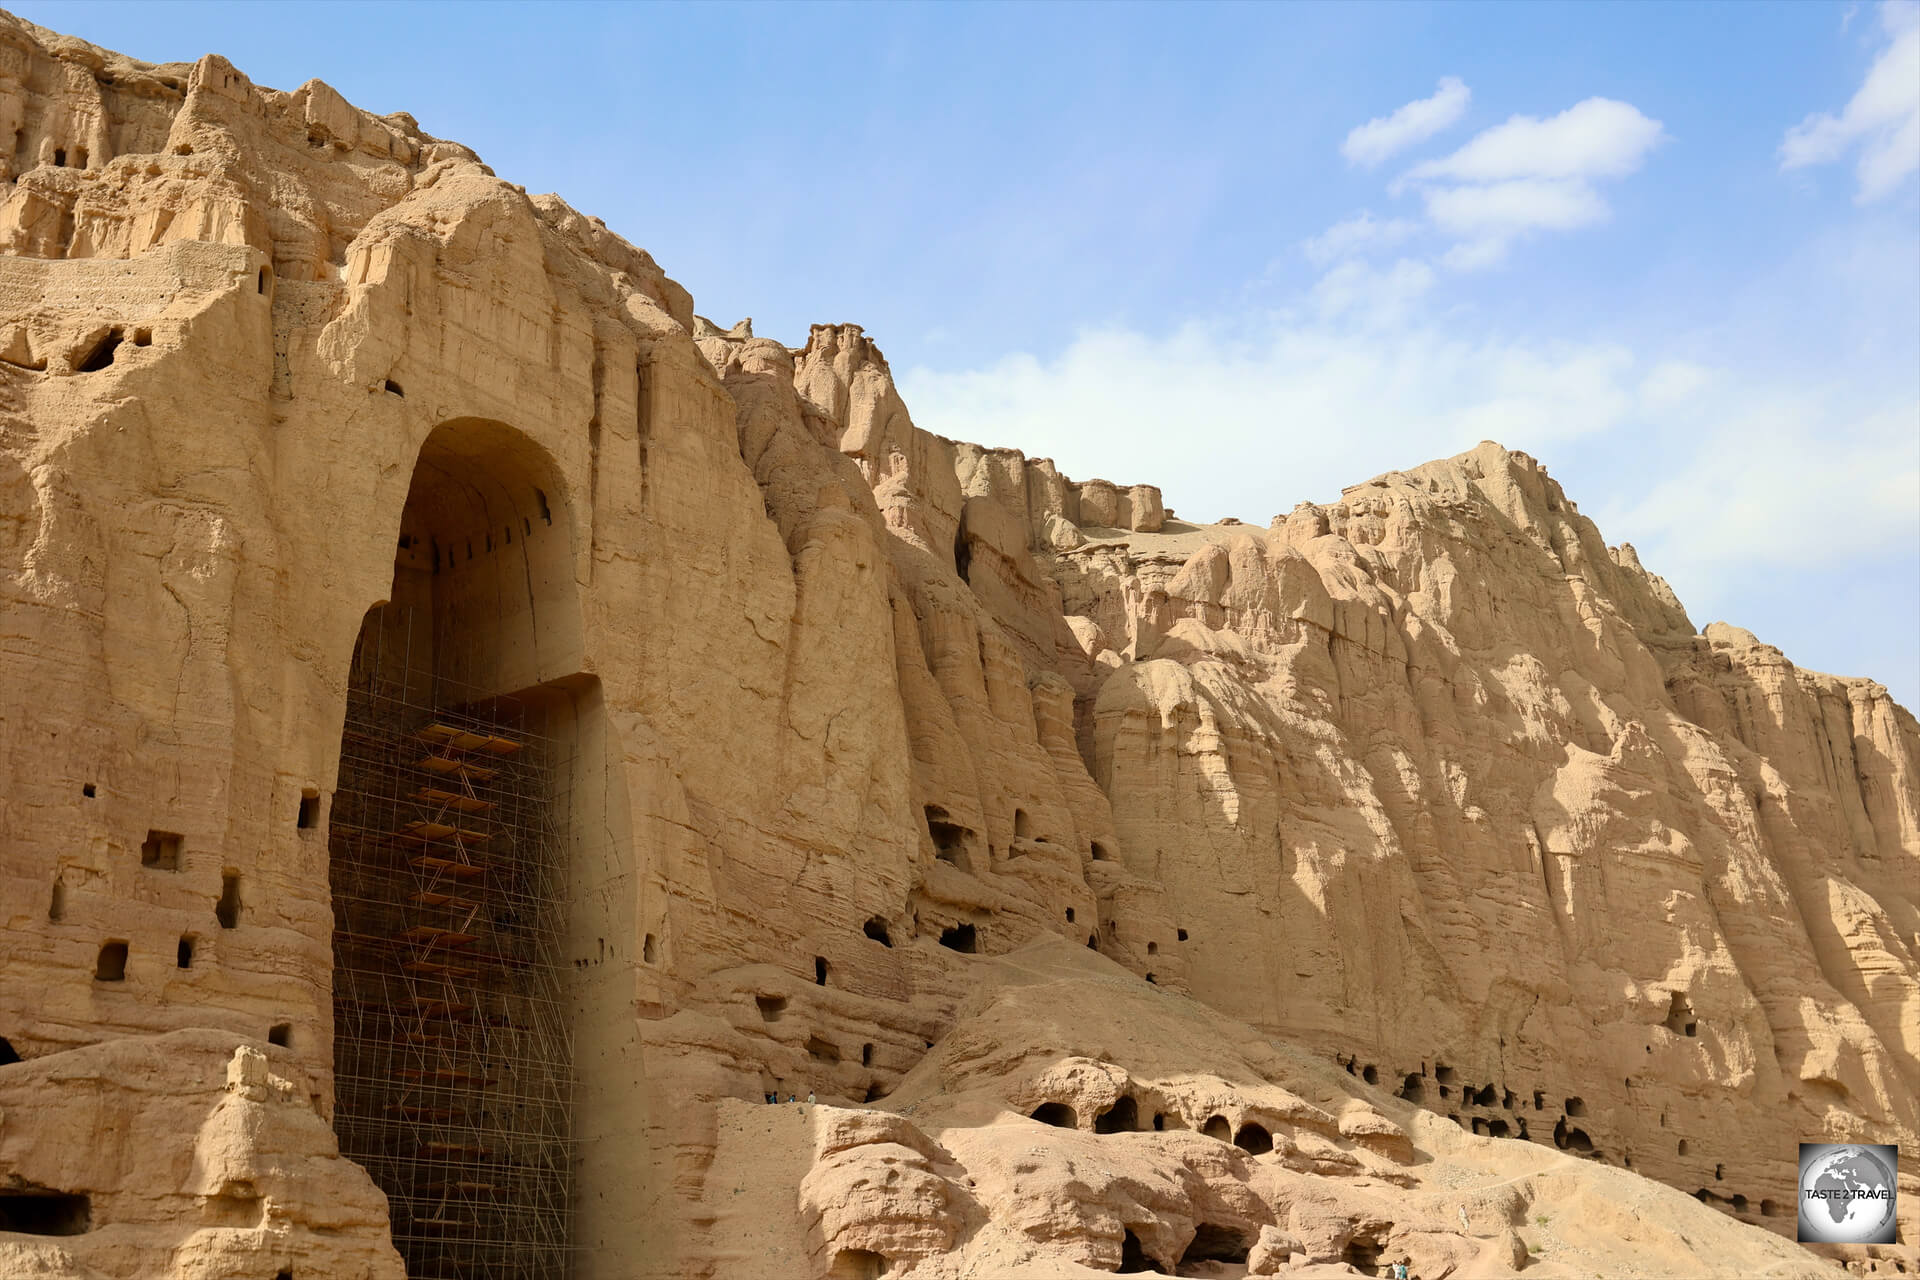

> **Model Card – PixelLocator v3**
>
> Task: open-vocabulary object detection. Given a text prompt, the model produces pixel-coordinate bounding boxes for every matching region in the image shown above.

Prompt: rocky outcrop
[0,11,1913,1279]
[0,1030,402,1279]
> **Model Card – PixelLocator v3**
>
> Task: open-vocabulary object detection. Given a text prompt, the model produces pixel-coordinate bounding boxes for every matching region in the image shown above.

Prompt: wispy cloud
[1301,211,1422,265]
[1342,76,1471,169]
[1397,98,1666,267]
[1401,97,1668,185]
[1779,0,1920,202]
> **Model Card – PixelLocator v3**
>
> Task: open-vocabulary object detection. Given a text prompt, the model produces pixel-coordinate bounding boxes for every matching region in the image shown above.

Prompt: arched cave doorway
[329,419,589,1279]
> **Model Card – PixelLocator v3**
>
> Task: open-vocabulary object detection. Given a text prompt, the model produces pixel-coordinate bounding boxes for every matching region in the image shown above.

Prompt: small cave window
[1201,1114,1231,1142]
[257,266,271,295]
[1533,1089,1545,1110]
[82,783,96,798]
[71,147,87,169]
[52,148,66,167]
[1553,1116,1594,1153]
[383,379,403,397]
[814,956,829,986]
[141,830,182,870]
[1472,1116,1490,1136]
[1181,1224,1250,1267]
[74,328,123,373]
[95,941,128,982]
[131,328,150,347]
[1031,1102,1076,1129]
[1760,1199,1778,1218]
[176,935,195,969]
[939,923,977,954]
[0,1037,19,1065]
[1013,808,1032,839]
[1151,1111,1165,1131]
[827,1250,887,1280]
[805,1036,840,1063]
[1715,1163,1724,1181]
[1472,1083,1495,1106]
[1090,840,1112,862]
[1397,1073,1424,1102]
[1094,1095,1139,1134]
[860,1043,873,1067]
[296,790,320,830]
[0,1189,90,1236]
[755,994,786,1023]
[1064,908,1075,924]
[1487,1118,1511,1138]
[1177,928,1189,942]
[643,934,658,963]
[216,871,242,928]
[1434,1064,1455,1085]
[1086,935,1097,949]
[1664,990,1698,1037]
[925,808,972,870]
[1565,1096,1586,1117]
[863,917,892,947]
[48,879,64,923]
[268,1023,291,1048]
[1234,1122,1273,1155]
[1731,1194,1749,1214]
[1146,941,1158,955]
[1502,1088,1516,1109]
[1362,1064,1379,1085]
[1144,973,1156,984]
[862,1082,888,1103]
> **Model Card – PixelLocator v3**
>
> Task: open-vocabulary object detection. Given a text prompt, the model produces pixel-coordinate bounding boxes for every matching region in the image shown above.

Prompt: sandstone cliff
[0,11,1913,1279]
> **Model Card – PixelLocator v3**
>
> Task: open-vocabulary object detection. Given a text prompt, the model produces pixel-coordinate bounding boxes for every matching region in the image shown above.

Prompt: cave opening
[0,1189,90,1236]
[1181,1223,1251,1266]
[1664,990,1698,1037]
[1117,1228,1154,1273]
[1095,1095,1140,1134]
[327,417,596,1279]
[1031,1102,1076,1129]
[1233,1122,1273,1155]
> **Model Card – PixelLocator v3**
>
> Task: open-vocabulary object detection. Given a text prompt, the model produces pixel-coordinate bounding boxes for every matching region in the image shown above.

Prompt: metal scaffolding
[329,605,576,1279]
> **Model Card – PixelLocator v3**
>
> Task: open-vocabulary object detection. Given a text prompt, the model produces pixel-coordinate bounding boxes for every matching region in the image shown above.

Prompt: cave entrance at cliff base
[328,418,589,1280]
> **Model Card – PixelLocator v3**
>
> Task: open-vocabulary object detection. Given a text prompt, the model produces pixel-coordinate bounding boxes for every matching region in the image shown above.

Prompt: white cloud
[1385,99,1664,267]
[1780,2,1920,202]
[1402,98,1668,185]
[1421,178,1610,237]
[1342,77,1471,169]
[1301,211,1421,265]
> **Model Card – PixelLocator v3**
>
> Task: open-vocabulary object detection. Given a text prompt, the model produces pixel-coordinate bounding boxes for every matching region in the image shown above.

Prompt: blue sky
[21,0,1920,706]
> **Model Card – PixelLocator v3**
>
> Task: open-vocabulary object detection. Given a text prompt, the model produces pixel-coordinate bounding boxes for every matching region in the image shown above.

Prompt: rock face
[0,12,1913,1279]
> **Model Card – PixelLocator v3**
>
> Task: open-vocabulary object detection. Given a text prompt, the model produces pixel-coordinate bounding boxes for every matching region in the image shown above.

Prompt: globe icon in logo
[1797,1143,1898,1244]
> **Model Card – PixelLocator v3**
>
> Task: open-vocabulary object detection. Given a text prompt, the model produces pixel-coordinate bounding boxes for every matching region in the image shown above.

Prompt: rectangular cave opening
[329,603,577,1280]
[0,1189,90,1236]
[140,830,181,871]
